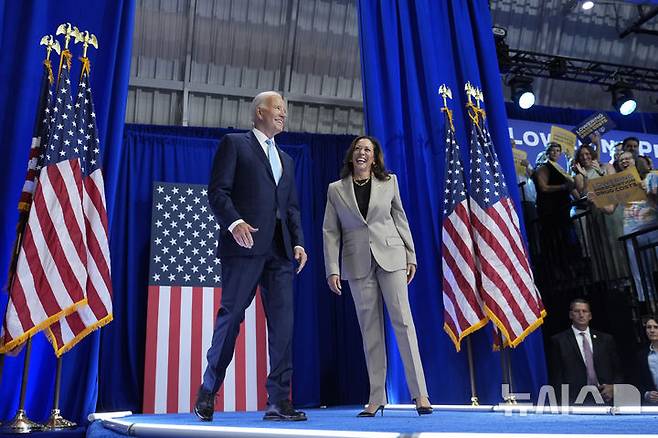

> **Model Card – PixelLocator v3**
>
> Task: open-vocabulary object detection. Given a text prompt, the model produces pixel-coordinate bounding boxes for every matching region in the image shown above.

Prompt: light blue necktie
[265,139,282,185]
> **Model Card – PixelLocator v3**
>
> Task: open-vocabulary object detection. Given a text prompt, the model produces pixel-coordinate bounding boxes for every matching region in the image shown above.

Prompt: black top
[353,178,371,219]
[534,161,571,222]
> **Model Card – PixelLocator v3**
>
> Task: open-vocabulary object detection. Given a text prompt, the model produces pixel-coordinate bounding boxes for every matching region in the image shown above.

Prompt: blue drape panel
[99,125,368,412]
[0,0,135,423]
[358,0,547,403]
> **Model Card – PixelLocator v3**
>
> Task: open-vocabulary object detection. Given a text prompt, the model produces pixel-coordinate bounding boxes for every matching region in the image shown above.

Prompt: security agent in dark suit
[548,298,623,405]
[633,317,658,404]
[195,91,308,422]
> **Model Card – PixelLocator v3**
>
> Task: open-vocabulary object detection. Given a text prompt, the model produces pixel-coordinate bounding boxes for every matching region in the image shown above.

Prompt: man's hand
[646,390,658,403]
[406,264,416,285]
[599,384,614,403]
[231,222,258,248]
[327,274,341,295]
[294,246,307,274]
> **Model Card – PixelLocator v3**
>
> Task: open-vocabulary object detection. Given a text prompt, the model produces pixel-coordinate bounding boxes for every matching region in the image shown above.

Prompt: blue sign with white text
[508,119,658,170]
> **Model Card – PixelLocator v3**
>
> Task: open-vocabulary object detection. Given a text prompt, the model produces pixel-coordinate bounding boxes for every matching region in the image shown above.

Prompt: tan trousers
[348,256,428,405]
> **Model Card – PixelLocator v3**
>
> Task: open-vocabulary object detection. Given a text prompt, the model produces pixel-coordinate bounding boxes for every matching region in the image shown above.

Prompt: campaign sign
[572,112,617,143]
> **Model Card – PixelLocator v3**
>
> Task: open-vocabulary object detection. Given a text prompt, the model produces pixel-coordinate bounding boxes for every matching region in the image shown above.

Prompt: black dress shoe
[357,405,384,417]
[194,386,215,422]
[263,400,307,421]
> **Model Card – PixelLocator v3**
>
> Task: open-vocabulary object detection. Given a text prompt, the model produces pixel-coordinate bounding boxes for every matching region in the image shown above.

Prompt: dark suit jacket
[549,328,623,403]
[208,131,304,259]
[633,346,658,403]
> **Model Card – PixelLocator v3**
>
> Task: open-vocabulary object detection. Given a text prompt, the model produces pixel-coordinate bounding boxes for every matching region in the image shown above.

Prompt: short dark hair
[569,298,590,311]
[545,142,562,152]
[340,135,390,181]
[623,136,640,147]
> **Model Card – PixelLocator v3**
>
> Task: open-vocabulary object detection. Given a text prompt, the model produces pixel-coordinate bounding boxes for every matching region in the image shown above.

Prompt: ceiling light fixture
[611,83,637,115]
[510,76,535,110]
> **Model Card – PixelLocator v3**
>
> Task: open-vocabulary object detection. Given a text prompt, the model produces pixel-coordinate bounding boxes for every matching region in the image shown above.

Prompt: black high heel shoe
[413,399,433,416]
[357,405,385,417]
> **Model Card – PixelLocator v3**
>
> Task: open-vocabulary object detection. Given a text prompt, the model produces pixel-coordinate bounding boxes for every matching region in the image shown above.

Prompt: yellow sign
[550,125,577,157]
[588,166,647,208]
[512,148,528,177]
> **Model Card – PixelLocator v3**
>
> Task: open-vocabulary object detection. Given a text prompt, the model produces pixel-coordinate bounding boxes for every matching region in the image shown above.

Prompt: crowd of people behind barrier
[518,134,658,304]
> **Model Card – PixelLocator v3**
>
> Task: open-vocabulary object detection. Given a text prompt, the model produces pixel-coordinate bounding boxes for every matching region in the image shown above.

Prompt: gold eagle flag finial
[75,30,99,58]
[438,84,455,132]
[39,35,61,61]
[39,35,60,84]
[464,81,476,106]
[74,30,99,76]
[56,23,81,50]
[438,84,453,109]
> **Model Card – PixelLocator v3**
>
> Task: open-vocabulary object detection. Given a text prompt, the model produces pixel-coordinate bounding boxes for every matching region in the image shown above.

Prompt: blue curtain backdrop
[358,0,547,403]
[0,0,135,424]
[98,124,369,412]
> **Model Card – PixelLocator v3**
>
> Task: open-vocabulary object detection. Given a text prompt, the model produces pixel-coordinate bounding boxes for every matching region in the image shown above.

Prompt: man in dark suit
[548,298,623,405]
[194,91,307,422]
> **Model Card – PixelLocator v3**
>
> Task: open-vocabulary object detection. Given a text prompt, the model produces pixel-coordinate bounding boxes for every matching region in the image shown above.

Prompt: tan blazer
[323,174,416,280]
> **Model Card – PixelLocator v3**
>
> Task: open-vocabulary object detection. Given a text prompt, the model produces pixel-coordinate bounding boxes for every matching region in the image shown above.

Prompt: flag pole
[497,329,516,404]
[465,337,479,406]
[1,338,44,433]
[42,24,82,430]
[44,356,76,429]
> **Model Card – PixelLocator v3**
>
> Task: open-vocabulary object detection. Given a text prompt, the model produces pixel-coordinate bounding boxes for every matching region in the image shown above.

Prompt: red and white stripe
[1,159,88,352]
[18,137,45,212]
[442,199,487,351]
[469,198,545,347]
[142,286,268,413]
[47,168,113,355]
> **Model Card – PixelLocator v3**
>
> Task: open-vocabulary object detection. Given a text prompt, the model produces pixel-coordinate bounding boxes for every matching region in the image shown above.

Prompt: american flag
[46,59,113,356]
[142,182,268,414]
[441,112,487,352]
[1,50,88,353]
[467,119,545,348]
[6,60,53,288]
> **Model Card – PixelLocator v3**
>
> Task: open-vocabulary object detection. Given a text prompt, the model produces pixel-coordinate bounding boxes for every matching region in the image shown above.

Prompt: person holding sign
[572,145,626,279]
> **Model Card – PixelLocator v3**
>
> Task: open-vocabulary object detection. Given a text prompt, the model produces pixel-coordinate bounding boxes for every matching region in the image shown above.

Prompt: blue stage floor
[87,406,658,437]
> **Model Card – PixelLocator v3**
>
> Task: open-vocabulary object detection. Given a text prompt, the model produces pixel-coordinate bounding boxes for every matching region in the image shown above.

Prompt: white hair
[250,91,283,124]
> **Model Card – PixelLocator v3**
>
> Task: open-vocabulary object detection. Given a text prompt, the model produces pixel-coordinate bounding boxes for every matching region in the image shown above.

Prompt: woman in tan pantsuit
[322,135,432,417]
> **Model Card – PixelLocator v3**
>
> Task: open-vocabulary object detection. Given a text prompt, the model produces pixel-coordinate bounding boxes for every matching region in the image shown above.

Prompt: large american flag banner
[142,182,268,414]
[441,110,487,352]
[46,59,113,356]
[1,50,88,353]
[467,117,545,348]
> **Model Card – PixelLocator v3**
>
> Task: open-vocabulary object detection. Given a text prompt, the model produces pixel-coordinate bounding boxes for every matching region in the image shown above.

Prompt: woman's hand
[406,264,416,285]
[327,274,342,295]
